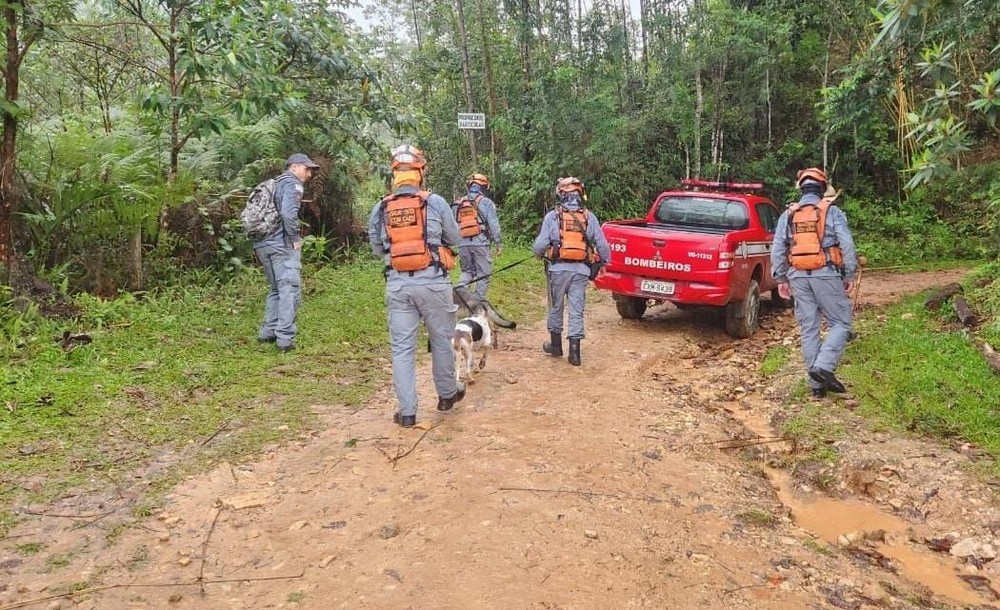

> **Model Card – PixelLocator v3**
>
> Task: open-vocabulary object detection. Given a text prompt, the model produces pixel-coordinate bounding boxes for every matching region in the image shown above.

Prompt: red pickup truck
[593,179,783,338]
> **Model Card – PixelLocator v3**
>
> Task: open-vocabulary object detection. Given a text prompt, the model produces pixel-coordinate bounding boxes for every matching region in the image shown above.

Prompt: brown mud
[2,267,998,610]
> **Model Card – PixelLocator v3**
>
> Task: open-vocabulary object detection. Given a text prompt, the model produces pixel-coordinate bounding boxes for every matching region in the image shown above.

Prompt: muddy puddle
[768,469,987,606]
[729,399,991,606]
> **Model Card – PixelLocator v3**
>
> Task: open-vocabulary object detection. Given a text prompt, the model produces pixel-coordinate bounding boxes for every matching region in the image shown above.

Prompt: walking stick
[851,255,868,314]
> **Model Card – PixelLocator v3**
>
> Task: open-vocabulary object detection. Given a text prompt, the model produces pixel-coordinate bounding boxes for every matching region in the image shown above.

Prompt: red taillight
[718,244,735,270]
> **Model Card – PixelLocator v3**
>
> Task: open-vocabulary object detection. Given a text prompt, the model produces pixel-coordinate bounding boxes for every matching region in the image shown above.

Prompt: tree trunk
[454,0,478,165]
[517,0,534,164]
[765,63,772,149]
[639,0,648,80]
[923,282,964,310]
[822,22,833,172]
[159,5,182,238]
[619,0,631,109]
[694,64,703,179]
[976,340,1000,375]
[167,6,180,183]
[576,0,583,61]
[130,226,144,290]
[0,3,22,280]
[412,0,423,53]
[953,296,977,327]
[477,0,498,116]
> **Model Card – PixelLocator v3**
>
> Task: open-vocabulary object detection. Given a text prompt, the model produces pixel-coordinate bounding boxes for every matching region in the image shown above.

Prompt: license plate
[640,279,675,295]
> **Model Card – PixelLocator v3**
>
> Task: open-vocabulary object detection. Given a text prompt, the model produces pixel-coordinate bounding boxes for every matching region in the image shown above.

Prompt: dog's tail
[482,299,517,329]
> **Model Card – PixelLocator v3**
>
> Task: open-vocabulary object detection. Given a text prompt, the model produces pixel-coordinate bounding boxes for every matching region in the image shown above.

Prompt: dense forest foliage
[0,0,997,297]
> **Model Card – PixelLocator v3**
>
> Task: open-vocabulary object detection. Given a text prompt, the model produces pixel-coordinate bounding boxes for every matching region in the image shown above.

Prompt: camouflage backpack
[239,178,281,240]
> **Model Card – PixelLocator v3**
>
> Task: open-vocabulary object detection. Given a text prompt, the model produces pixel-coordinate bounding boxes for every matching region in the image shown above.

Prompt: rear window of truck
[654,197,749,230]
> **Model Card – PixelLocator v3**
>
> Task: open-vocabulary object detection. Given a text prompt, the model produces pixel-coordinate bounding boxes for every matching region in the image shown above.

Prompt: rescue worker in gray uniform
[254,153,319,353]
[533,176,611,366]
[369,145,465,428]
[771,167,858,398]
[454,173,502,301]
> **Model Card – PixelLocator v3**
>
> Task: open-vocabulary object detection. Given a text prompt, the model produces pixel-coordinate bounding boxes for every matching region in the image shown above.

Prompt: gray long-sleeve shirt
[770,193,858,283]
[253,170,304,250]
[532,201,611,276]
[369,185,461,287]
[456,194,502,248]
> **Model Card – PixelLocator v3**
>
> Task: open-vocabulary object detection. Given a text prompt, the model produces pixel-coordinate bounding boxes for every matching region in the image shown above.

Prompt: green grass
[736,508,777,528]
[45,552,72,572]
[967,261,1000,346]
[0,246,548,535]
[780,401,844,464]
[840,293,1000,469]
[16,542,44,555]
[759,345,791,376]
[803,537,834,556]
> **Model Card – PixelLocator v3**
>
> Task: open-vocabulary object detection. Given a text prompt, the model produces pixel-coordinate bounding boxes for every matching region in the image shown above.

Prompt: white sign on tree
[458,113,486,130]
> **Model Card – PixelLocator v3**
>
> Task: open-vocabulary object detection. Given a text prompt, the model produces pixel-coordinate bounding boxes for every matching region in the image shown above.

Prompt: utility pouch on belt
[588,261,603,281]
[435,246,457,272]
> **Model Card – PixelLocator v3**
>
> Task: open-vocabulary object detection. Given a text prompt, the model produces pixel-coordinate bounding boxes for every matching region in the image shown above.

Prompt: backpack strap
[271,173,302,240]
[816,199,830,244]
[473,194,492,241]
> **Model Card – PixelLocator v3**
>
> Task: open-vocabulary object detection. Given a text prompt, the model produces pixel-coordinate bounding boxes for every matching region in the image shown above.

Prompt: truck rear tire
[615,296,647,319]
[725,280,760,338]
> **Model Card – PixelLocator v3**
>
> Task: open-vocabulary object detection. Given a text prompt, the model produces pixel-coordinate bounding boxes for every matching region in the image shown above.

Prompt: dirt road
[3,268,998,610]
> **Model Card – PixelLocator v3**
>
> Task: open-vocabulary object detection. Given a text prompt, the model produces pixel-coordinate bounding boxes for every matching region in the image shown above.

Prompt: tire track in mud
[2,268,996,610]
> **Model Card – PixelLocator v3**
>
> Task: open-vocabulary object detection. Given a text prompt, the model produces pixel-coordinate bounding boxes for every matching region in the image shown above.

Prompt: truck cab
[593,179,783,338]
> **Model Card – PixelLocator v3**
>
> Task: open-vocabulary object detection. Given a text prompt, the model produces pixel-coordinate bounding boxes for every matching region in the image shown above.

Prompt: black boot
[543,332,563,357]
[809,368,846,393]
[437,385,466,412]
[568,338,581,366]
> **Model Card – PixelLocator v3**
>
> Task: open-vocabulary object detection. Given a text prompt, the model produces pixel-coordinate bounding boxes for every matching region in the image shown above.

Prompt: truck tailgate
[603,221,726,283]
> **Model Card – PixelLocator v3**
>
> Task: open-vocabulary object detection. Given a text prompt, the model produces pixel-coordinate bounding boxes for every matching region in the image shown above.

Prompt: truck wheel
[615,296,647,319]
[725,280,760,338]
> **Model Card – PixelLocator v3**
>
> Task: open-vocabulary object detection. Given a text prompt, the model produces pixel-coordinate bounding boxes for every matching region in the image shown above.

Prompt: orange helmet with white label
[390,144,427,172]
[556,176,585,198]
[796,167,828,188]
[467,173,490,189]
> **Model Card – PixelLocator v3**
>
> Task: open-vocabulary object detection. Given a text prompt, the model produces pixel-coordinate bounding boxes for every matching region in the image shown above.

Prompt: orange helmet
[467,173,490,189]
[390,144,427,172]
[796,167,828,188]
[556,176,585,197]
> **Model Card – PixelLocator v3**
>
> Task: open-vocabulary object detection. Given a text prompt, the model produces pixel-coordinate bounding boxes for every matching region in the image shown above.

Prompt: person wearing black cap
[254,153,320,352]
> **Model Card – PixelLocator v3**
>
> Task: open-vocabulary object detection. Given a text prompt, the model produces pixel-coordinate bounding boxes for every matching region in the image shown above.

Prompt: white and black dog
[453,300,517,384]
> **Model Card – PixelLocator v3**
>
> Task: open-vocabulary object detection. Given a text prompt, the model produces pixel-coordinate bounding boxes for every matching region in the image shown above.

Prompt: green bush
[840,194,984,265]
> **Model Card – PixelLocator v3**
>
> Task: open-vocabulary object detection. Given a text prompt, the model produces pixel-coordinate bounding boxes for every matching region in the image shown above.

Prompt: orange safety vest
[546,207,598,263]
[455,195,483,238]
[381,190,456,273]
[787,198,844,271]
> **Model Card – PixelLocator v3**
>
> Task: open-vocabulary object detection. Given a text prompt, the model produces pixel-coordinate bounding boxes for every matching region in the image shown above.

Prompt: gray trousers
[547,270,589,339]
[256,246,301,348]
[459,245,493,301]
[790,275,853,389]
[386,283,460,416]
